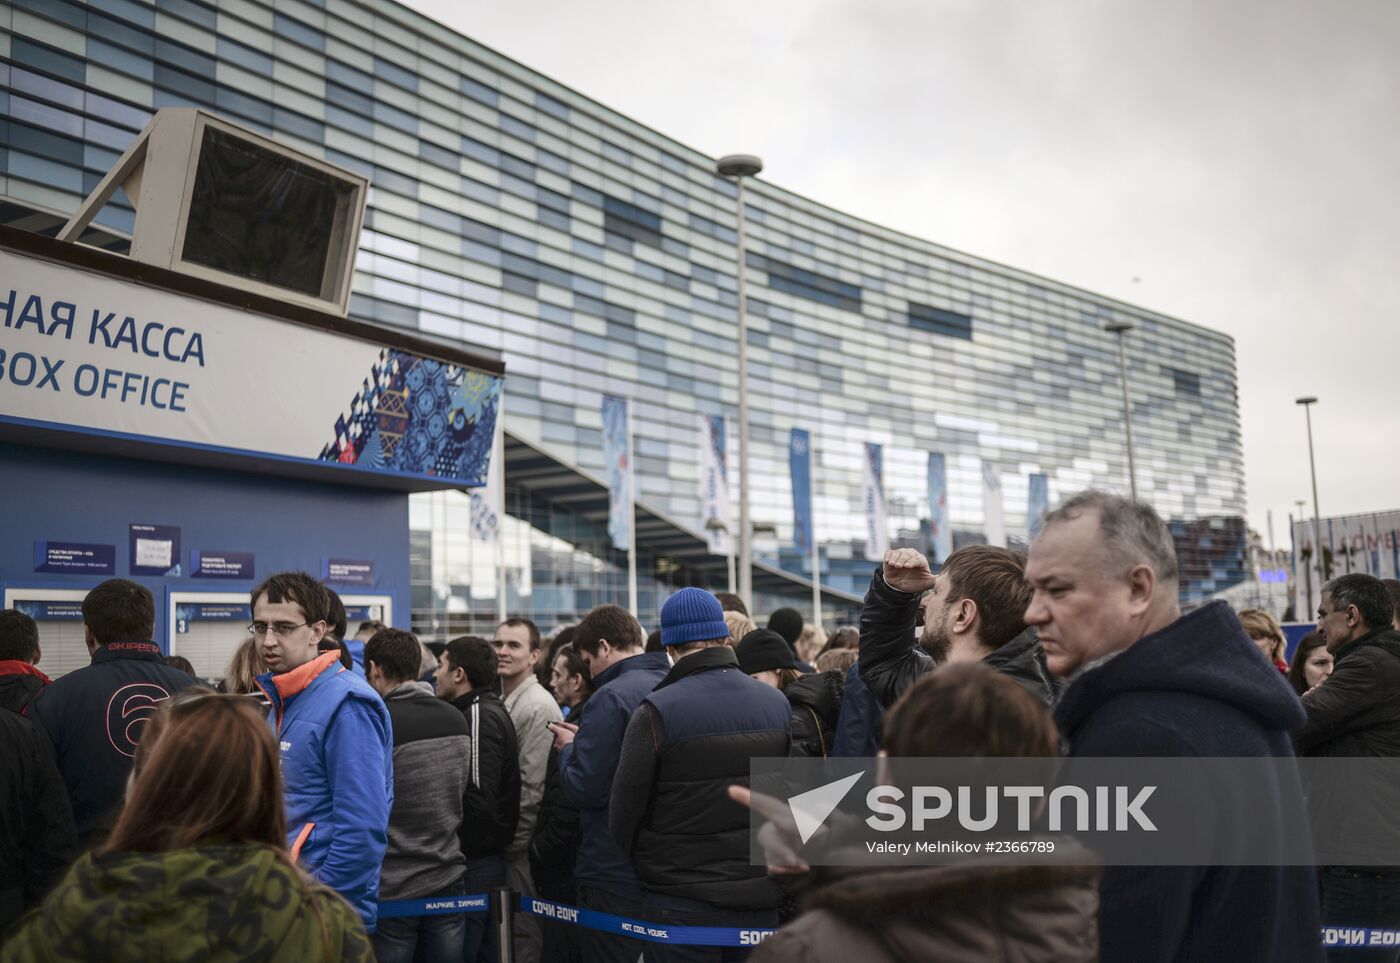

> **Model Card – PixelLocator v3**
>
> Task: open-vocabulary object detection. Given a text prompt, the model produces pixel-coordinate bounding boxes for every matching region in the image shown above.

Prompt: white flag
[863,443,888,560]
[982,461,1006,548]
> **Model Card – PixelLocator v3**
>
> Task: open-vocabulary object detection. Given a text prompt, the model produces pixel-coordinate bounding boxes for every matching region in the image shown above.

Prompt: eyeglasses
[247,621,310,639]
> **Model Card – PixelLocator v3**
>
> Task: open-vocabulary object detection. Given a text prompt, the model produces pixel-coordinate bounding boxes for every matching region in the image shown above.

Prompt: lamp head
[1104,321,1134,334]
[717,154,763,178]
[1296,396,1318,406]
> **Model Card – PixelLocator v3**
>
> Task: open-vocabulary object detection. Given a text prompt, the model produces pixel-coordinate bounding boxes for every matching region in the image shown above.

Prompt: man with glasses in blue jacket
[251,571,393,933]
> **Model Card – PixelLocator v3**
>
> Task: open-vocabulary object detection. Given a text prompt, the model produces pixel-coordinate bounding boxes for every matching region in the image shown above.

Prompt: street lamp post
[1296,397,1324,585]
[1104,321,1139,501]
[717,153,763,610]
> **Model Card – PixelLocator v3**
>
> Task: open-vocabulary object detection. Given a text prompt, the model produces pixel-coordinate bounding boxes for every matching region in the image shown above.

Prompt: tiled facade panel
[0,0,1245,622]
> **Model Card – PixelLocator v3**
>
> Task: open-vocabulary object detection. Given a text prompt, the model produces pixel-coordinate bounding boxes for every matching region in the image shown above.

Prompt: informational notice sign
[175,603,250,633]
[323,558,374,586]
[344,604,385,623]
[191,550,254,579]
[33,539,116,575]
[0,248,501,490]
[130,523,181,577]
[14,601,85,620]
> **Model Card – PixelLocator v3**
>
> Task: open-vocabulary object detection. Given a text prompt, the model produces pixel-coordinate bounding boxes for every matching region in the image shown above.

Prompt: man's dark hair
[0,609,39,662]
[938,545,1033,651]
[646,629,663,652]
[554,644,594,693]
[1382,579,1400,626]
[357,619,387,638]
[425,640,447,659]
[318,636,353,669]
[325,589,347,642]
[715,592,749,617]
[445,635,498,689]
[1322,573,1394,632]
[574,604,644,657]
[250,572,332,625]
[82,579,155,645]
[164,654,195,675]
[365,628,423,684]
[820,625,859,654]
[500,617,541,651]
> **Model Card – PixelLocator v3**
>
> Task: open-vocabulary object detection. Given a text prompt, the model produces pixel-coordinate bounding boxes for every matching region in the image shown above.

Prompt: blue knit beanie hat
[659,588,729,646]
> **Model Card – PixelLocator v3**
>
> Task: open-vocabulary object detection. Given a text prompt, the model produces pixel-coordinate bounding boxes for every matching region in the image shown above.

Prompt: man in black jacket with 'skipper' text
[1295,573,1400,963]
[26,579,197,846]
[436,635,521,963]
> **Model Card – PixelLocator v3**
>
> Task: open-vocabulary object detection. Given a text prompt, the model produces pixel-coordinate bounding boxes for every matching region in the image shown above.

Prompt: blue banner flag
[927,452,952,564]
[699,414,731,555]
[1028,473,1049,542]
[864,443,888,560]
[790,428,813,554]
[602,394,631,552]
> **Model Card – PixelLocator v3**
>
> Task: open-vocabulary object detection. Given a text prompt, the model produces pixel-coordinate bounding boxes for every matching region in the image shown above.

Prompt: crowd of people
[2,489,1400,961]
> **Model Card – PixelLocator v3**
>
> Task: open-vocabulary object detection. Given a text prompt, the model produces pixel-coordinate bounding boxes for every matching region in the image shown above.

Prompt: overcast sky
[408,0,1400,547]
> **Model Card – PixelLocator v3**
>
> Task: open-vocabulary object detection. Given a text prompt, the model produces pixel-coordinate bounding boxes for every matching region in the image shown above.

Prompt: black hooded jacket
[857,567,1058,708]
[1054,600,1323,963]
[784,669,844,758]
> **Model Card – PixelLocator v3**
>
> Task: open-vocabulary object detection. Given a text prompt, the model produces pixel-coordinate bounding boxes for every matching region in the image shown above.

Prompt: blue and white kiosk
[0,109,503,679]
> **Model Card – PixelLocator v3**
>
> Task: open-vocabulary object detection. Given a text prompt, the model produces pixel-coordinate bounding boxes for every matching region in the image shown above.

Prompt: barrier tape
[519,896,775,947]
[1322,928,1400,948]
[377,893,490,918]
[379,895,1383,950]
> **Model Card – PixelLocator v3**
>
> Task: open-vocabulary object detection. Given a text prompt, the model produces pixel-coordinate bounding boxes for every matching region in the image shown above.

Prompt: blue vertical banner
[927,452,952,564]
[1027,473,1049,542]
[602,394,631,552]
[863,442,888,561]
[790,428,813,555]
[699,414,731,556]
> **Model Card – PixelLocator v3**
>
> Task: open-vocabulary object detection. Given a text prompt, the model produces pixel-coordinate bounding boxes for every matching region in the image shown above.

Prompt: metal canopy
[502,432,862,606]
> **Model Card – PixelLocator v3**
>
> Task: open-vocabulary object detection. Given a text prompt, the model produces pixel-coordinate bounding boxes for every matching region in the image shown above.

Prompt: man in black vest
[26,579,197,846]
[609,588,791,962]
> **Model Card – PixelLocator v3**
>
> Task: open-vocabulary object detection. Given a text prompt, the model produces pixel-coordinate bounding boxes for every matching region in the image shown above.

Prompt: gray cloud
[409,0,1400,543]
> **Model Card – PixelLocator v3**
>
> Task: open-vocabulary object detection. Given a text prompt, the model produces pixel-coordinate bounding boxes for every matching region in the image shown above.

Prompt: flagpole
[810,437,822,631]
[627,401,638,618]
[493,415,507,622]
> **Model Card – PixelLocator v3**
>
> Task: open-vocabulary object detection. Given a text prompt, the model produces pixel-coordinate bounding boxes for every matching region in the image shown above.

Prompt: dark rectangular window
[1170,368,1202,397]
[748,253,862,313]
[274,14,324,51]
[603,193,663,248]
[11,37,86,84]
[374,56,417,92]
[908,303,973,340]
[461,76,498,107]
[534,91,569,119]
[419,139,458,172]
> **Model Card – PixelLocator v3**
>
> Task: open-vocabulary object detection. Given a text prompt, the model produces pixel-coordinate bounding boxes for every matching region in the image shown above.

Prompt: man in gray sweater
[365,628,472,963]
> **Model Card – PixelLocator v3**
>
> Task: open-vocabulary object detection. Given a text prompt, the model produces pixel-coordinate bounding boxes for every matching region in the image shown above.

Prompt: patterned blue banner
[602,394,631,552]
[790,428,813,554]
[319,350,501,489]
[927,452,951,564]
[520,897,774,948]
[1028,472,1049,542]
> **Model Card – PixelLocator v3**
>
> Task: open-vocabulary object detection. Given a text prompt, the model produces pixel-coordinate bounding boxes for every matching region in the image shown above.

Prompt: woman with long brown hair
[2,692,372,962]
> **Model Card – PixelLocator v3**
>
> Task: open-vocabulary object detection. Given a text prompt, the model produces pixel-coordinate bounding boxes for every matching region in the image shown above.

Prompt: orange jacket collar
[272,650,342,702]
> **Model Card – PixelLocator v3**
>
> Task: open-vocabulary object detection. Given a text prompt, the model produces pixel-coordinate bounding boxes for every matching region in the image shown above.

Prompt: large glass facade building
[0,0,1247,635]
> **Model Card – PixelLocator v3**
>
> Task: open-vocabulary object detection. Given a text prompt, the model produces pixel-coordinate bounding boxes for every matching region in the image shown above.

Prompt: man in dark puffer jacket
[610,589,791,963]
[859,544,1058,709]
[735,629,844,757]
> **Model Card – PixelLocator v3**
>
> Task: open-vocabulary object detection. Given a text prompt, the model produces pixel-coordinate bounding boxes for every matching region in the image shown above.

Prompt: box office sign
[0,248,501,490]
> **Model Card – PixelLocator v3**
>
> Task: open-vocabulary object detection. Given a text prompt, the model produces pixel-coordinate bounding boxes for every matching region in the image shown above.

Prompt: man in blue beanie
[609,587,791,962]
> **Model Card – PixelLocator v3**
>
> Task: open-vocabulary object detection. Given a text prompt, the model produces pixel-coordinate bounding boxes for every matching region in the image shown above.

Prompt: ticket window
[168,593,251,682]
[5,588,93,679]
[342,597,393,636]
